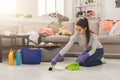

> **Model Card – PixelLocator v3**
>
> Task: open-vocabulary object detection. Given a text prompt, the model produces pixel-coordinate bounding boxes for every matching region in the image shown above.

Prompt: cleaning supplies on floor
[65,62,80,71]
[48,62,80,71]
[8,49,14,66]
[48,65,65,71]
[16,49,22,66]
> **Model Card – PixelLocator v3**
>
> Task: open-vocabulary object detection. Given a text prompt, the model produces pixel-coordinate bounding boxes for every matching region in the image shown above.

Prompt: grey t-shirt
[59,32,103,56]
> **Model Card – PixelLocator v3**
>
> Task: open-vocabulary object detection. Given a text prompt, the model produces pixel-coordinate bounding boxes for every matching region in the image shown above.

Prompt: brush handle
[51,53,61,65]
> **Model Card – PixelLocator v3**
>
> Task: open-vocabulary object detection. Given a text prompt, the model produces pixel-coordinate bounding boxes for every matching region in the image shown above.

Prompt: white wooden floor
[0,57,120,80]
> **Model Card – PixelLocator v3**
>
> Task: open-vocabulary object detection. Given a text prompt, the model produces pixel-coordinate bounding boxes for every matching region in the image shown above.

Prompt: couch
[0,18,120,59]
[40,18,120,58]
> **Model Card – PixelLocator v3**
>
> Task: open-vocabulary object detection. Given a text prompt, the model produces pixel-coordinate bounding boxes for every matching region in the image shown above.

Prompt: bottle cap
[18,49,21,52]
[10,49,13,52]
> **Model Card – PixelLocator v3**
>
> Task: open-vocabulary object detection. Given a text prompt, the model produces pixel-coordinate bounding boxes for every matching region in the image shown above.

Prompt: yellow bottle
[8,49,14,65]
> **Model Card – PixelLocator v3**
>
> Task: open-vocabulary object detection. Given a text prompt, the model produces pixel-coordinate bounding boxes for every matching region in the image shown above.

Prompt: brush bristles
[48,67,53,71]
[48,65,54,71]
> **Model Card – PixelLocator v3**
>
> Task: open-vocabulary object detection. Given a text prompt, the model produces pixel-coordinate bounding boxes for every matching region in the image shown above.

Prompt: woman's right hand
[51,53,61,65]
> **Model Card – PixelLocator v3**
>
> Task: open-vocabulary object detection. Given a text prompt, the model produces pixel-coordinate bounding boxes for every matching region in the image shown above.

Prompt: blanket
[38,27,54,36]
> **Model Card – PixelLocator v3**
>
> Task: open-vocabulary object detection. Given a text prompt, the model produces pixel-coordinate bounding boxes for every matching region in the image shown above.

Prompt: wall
[0,0,57,34]
[1,0,120,23]
[102,0,120,19]
[16,0,38,18]
[64,0,73,20]
[0,21,49,34]
[0,0,73,20]
[16,0,73,19]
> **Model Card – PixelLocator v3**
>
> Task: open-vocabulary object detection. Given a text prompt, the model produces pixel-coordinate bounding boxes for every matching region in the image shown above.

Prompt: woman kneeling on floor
[50,17,105,68]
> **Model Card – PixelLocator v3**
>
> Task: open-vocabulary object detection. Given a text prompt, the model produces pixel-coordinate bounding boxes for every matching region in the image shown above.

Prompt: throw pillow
[109,21,120,36]
[58,27,72,36]
[48,21,61,33]
[102,20,114,31]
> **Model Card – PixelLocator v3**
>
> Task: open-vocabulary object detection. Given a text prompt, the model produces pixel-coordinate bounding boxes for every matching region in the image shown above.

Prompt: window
[38,0,64,16]
[0,0,16,14]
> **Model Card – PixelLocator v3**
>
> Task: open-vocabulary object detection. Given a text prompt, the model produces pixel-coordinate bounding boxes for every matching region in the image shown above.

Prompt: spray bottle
[16,49,22,66]
[8,49,14,65]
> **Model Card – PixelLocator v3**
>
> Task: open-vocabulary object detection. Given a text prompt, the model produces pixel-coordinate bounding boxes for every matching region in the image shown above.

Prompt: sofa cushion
[61,21,75,35]
[99,20,110,35]
[88,19,99,34]
[99,26,110,35]
[109,21,120,36]
[98,35,120,43]
[45,35,70,43]
[76,18,99,34]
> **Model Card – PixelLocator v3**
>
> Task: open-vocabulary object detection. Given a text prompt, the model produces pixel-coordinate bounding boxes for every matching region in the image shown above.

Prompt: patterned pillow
[48,21,61,33]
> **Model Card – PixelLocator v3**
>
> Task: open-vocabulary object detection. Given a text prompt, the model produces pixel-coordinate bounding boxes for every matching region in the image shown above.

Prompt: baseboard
[104,53,120,59]
[65,52,120,59]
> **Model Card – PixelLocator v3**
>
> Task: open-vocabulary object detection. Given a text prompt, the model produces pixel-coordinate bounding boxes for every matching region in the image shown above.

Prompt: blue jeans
[77,48,104,67]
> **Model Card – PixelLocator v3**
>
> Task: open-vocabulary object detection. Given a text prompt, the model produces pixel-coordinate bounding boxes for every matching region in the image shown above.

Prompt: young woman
[50,17,105,68]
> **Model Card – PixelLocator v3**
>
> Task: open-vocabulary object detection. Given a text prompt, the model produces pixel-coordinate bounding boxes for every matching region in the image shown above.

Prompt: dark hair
[76,17,90,46]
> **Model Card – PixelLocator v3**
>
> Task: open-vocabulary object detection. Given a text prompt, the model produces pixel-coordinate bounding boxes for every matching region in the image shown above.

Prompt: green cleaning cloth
[65,62,80,71]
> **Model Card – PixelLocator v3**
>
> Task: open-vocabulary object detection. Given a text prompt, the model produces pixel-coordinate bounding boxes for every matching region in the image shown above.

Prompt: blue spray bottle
[16,49,22,65]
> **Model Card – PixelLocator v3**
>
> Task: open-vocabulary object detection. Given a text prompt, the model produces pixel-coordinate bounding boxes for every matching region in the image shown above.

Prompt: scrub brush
[48,65,54,71]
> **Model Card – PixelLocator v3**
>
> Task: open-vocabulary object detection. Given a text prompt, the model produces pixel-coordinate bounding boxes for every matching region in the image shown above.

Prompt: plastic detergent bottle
[8,49,14,65]
[16,49,22,66]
